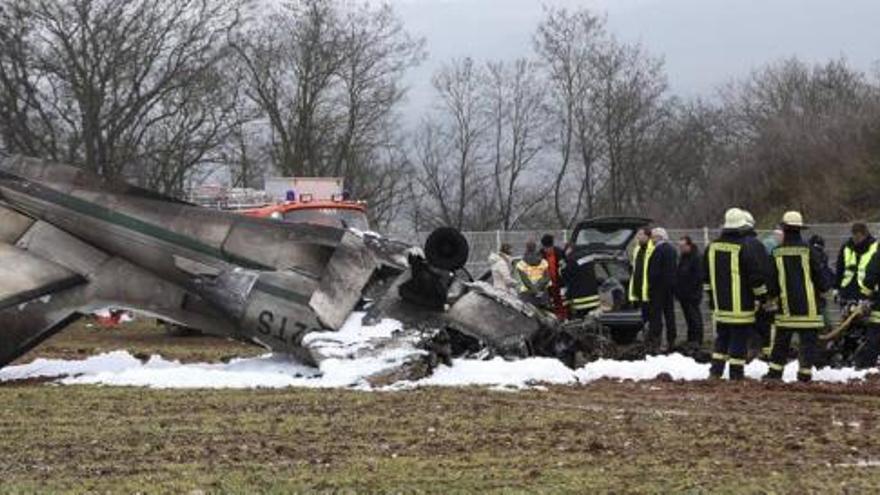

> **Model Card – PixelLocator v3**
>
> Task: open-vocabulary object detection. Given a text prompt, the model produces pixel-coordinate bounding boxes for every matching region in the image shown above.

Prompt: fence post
[703,226,709,247]
[495,230,501,252]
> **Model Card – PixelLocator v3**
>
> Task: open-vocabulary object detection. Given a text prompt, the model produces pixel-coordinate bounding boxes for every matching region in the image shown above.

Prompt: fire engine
[189,177,370,230]
[241,195,369,231]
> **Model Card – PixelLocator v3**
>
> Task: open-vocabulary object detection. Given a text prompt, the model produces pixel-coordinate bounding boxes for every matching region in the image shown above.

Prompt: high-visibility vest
[516,259,550,293]
[842,241,878,290]
[628,240,655,303]
[773,245,823,329]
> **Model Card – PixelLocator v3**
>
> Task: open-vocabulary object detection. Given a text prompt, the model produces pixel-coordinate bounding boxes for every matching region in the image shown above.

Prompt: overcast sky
[389,0,880,112]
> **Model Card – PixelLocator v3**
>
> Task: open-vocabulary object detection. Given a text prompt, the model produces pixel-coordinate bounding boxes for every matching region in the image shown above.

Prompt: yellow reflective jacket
[628,240,655,303]
[516,257,550,294]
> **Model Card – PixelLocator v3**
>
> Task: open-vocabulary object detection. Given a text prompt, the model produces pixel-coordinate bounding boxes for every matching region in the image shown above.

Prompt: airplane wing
[0,242,86,310]
[0,242,89,366]
[0,203,234,367]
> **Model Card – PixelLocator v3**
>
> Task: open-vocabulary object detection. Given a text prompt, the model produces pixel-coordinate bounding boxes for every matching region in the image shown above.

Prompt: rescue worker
[541,234,568,320]
[764,212,832,382]
[517,241,551,309]
[562,247,601,318]
[628,228,655,328]
[647,227,678,353]
[675,236,704,347]
[742,209,775,358]
[488,243,517,294]
[836,223,878,304]
[855,243,880,369]
[704,208,770,380]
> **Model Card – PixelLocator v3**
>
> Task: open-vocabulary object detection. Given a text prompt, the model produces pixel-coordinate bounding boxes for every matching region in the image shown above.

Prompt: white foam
[1,350,875,390]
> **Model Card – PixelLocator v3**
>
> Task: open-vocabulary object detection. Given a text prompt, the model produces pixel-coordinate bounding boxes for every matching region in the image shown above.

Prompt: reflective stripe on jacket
[843,241,878,293]
[563,253,600,312]
[628,240,655,303]
[516,258,550,294]
[772,241,829,329]
[704,233,768,325]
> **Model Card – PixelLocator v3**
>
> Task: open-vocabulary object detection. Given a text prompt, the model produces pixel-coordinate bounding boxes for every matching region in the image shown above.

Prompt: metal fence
[412,223,880,276]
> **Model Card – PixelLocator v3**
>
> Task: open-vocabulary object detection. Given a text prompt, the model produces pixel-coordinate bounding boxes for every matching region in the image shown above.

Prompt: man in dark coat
[675,236,704,347]
[646,227,678,353]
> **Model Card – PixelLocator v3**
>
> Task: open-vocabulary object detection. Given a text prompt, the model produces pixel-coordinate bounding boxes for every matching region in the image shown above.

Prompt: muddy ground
[2,319,880,493]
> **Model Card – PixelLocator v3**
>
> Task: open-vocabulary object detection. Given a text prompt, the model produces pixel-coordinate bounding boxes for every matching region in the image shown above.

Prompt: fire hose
[819,305,866,342]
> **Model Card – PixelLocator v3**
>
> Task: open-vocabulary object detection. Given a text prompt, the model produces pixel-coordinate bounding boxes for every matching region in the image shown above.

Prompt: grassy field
[2,319,880,493]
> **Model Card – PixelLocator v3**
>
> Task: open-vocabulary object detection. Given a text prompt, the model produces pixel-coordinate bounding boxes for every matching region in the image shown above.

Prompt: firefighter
[516,241,552,309]
[764,212,832,382]
[855,243,880,369]
[562,248,600,318]
[704,208,770,380]
[836,223,878,304]
[628,227,655,327]
[541,234,568,320]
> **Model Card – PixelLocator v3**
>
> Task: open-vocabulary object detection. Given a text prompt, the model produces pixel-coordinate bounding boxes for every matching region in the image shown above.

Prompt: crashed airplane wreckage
[0,156,620,383]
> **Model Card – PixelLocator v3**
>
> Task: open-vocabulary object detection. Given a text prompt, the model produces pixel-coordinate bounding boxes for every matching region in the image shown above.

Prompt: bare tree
[0,0,245,193]
[591,38,668,214]
[484,59,550,229]
[534,7,606,227]
[715,58,879,222]
[427,57,490,229]
[232,0,424,226]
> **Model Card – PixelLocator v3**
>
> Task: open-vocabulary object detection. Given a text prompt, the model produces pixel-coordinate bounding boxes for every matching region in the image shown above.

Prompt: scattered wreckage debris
[0,155,641,383]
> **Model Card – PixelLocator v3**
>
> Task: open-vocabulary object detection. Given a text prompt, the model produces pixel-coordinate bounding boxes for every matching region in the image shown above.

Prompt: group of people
[488,235,573,318]
[487,229,707,352]
[627,227,703,353]
[487,210,880,382]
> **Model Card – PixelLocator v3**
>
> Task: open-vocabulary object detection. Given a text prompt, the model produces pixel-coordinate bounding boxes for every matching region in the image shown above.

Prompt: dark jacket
[769,231,832,328]
[703,229,769,324]
[675,249,703,301]
[836,236,877,300]
[811,243,835,296]
[648,241,677,294]
[744,230,773,284]
[563,251,600,312]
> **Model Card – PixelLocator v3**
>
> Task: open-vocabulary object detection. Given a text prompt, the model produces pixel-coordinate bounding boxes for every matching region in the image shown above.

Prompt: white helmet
[723,208,750,230]
[781,211,805,228]
[742,210,755,229]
